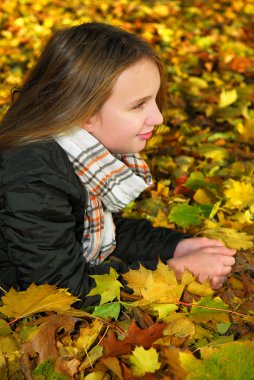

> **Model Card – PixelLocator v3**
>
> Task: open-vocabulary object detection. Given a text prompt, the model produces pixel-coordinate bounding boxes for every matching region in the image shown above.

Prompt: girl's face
[83,59,163,154]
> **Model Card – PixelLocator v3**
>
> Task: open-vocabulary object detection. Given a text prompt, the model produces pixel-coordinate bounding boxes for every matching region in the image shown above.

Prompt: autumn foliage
[1,0,254,379]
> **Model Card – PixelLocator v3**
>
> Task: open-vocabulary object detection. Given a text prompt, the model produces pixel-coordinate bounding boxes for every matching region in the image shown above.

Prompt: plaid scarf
[56,128,152,265]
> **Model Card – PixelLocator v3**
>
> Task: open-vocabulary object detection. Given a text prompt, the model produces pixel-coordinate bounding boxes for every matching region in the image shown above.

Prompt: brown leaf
[160,346,188,380]
[55,357,80,379]
[102,321,166,357]
[100,357,123,379]
[21,314,75,363]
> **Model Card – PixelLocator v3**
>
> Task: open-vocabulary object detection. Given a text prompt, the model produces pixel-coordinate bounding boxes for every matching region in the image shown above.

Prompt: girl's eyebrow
[128,95,152,106]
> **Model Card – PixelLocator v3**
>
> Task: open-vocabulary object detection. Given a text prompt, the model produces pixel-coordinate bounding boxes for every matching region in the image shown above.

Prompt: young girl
[0,22,236,305]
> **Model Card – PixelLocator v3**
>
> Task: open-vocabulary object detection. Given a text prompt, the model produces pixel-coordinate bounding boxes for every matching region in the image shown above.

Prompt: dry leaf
[0,284,79,319]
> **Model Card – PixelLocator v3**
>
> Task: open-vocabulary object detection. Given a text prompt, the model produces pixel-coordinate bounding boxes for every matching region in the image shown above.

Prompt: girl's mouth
[138,131,153,140]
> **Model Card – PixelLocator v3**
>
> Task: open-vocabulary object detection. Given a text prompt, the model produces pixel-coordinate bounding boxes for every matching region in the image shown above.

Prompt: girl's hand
[168,237,236,289]
[173,237,225,258]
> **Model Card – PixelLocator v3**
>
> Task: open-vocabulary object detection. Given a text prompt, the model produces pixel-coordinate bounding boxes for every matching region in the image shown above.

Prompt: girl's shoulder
[0,139,78,187]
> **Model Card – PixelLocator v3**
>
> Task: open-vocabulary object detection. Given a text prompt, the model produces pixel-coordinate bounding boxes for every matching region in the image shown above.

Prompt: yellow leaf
[181,270,196,286]
[129,346,161,376]
[164,318,196,339]
[219,88,238,108]
[202,227,253,250]
[88,268,123,305]
[153,261,178,285]
[181,268,214,296]
[152,303,178,319]
[193,188,213,205]
[76,320,103,350]
[223,179,254,210]
[0,335,19,356]
[187,280,214,297]
[153,209,170,228]
[0,284,79,319]
[122,264,152,296]
[237,120,254,142]
[193,325,213,340]
[141,274,184,303]
[84,370,110,380]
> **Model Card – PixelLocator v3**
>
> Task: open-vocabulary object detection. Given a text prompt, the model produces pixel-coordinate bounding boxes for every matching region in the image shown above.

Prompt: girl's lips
[138,131,153,140]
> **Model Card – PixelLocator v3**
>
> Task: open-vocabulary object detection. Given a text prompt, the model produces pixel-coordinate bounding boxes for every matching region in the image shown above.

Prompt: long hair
[0,22,167,152]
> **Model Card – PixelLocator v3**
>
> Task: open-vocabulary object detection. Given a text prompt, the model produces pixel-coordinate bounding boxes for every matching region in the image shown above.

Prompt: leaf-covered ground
[0,0,254,379]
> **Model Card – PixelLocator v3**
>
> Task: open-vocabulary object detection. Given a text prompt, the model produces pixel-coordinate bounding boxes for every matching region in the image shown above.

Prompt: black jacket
[0,141,185,304]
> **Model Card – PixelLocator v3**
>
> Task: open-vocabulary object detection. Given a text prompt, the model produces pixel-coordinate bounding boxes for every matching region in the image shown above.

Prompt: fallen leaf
[22,314,75,364]
[87,268,123,305]
[100,357,123,379]
[219,88,238,108]
[76,319,103,350]
[0,284,79,319]
[102,321,166,357]
[180,340,254,379]
[129,347,161,377]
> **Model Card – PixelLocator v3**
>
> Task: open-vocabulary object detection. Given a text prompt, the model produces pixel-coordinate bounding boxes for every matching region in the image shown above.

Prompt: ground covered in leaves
[0,0,254,379]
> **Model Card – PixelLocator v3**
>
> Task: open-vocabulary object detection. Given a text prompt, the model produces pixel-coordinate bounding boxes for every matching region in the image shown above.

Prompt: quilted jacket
[0,140,186,305]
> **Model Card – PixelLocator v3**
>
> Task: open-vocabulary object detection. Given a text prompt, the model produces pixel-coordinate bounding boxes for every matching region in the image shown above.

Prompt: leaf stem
[176,301,247,317]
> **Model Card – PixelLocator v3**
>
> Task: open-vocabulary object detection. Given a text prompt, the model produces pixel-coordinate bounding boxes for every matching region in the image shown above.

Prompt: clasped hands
[168,237,236,290]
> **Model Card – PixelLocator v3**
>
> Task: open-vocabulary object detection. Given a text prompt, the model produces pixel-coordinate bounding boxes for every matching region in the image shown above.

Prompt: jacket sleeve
[112,213,189,266]
[2,179,123,305]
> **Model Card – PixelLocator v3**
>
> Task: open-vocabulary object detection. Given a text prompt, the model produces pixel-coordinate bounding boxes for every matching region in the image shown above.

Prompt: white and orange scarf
[56,128,152,265]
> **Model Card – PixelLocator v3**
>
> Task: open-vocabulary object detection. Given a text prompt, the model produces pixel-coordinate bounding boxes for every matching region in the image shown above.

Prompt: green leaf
[92,302,121,320]
[185,172,207,190]
[216,322,231,335]
[87,268,123,305]
[180,341,254,380]
[0,319,11,337]
[32,358,68,380]
[190,296,229,323]
[168,204,203,228]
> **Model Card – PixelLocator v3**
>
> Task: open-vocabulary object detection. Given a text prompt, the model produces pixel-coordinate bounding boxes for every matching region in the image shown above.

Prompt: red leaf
[102,321,166,357]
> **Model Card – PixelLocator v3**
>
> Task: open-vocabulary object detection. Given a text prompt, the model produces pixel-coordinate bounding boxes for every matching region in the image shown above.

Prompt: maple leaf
[102,321,166,357]
[223,179,254,210]
[129,346,161,377]
[153,260,178,285]
[0,284,79,319]
[180,271,214,296]
[141,274,184,303]
[202,227,253,250]
[123,261,184,304]
[122,265,152,296]
[87,268,123,305]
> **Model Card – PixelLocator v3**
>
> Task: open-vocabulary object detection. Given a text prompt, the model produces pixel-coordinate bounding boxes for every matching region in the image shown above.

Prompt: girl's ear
[80,114,98,132]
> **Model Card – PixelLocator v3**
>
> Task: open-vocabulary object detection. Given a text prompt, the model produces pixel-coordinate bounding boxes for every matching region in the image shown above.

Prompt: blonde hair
[0,22,166,152]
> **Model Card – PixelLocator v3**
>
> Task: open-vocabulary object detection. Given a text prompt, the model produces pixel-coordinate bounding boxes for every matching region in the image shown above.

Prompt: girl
[0,23,236,305]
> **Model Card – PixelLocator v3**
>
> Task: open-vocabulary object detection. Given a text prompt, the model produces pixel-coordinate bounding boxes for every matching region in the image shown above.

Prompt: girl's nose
[146,103,163,126]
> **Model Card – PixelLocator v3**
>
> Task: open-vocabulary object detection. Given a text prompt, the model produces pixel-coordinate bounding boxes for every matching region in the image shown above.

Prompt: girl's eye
[133,102,145,110]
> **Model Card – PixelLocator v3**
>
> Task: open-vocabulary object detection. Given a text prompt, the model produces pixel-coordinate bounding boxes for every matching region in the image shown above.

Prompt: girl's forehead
[111,59,161,97]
